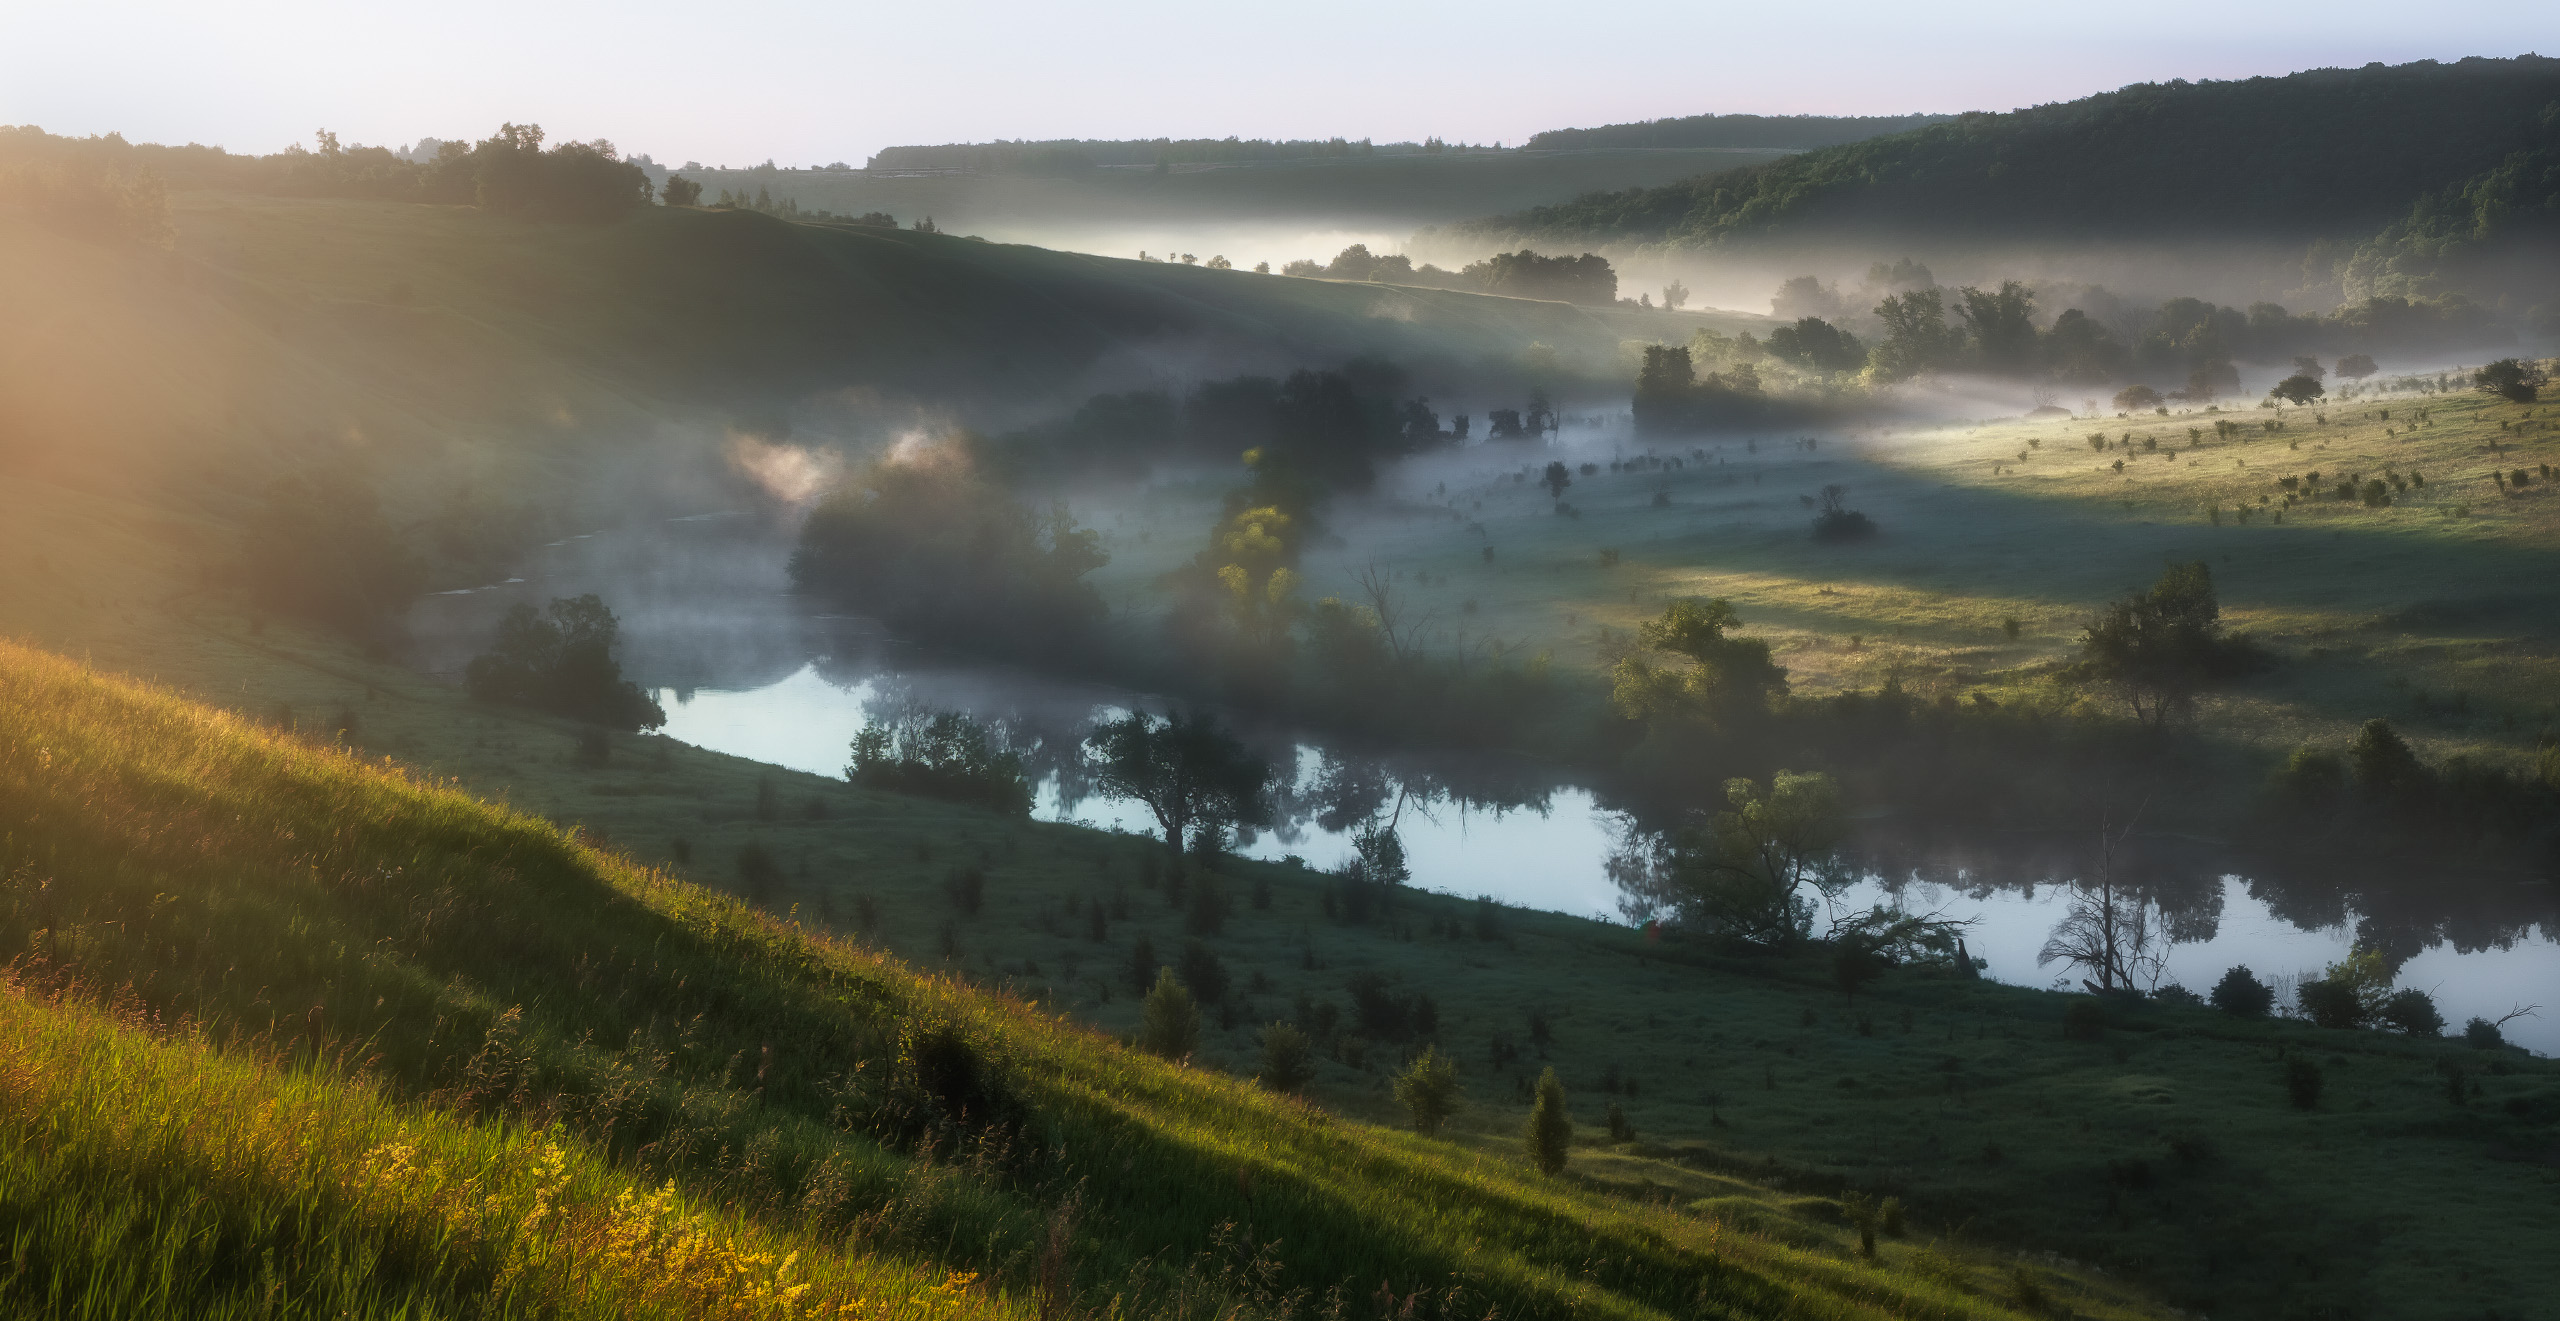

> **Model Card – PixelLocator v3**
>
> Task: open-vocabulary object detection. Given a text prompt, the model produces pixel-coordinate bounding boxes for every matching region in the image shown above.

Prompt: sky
[7,1,2554,165]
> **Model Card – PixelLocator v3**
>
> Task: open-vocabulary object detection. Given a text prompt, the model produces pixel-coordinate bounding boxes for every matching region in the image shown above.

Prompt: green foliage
[1254,1022,1316,1094]
[1391,1046,1464,1135]
[1656,772,1847,946]
[2209,965,2276,1018]
[2378,988,2445,1037]
[2472,357,2546,403]
[1466,57,2560,251]
[2270,373,2326,406]
[1524,112,1952,152]
[464,594,665,732]
[790,449,1107,655]
[2348,719,2427,795]
[849,711,1032,816]
[1458,249,1617,305]
[1082,710,1269,858]
[1138,966,1201,1060]
[1609,598,1788,729]
[1176,939,1228,1004]
[2077,561,2256,727]
[1525,1067,1573,1174]
[658,172,702,206]
[1767,316,1865,372]
[2464,1016,2507,1049]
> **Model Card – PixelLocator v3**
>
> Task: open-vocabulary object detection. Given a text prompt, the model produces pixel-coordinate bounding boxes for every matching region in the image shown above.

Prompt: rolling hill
[0,637,2126,1320]
[1444,56,2560,252]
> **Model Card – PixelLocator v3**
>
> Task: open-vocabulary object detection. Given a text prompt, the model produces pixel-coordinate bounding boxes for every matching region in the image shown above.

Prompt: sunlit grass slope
[0,637,2118,1321]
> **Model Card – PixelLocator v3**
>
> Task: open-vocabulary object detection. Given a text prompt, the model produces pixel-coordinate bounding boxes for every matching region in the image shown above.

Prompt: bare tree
[1352,562,1437,664]
[2037,799,2170,993]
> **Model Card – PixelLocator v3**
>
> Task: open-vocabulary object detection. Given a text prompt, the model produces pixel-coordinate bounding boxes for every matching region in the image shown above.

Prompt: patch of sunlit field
[1271,381,2560,768]
[0,638,2108,1321]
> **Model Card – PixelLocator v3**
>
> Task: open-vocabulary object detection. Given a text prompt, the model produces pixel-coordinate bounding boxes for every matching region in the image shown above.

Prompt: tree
[1524,1067,1572,1173]
[2472,358,2544,403]
[2336,353,2378,380]
[1809,484,1877,542]
[2379,987,2445,1036]
[1391,1046,1464,1135]
[1659,771,1849,946]
[659,172,703,206]
[2077,562,2252,727]
[1867,288,1966,381]
[2270,373,2326,406]
[1138,967,1200,1060]
[1768,316,1866,373]
[2209,965,2275,1017]
[465,594,666,731]
[1541,461,1572,500]
[2347,718,2427,796]
[2038,809,2168,994]
[1660,279,1690,310]
[2112,384,2164,412]
[2290,355,2327,380]
[1084,710,1270,858]
[1609,598,1788,728]
[2045,309,2127,383]
[1954,280,2040,375]
[848,711,1031,815]
[1257,1023,1316,1093]
[1345,817,1409,886]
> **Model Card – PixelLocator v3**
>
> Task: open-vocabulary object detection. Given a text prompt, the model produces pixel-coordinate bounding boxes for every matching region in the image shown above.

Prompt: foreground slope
[0,639,2116,1320]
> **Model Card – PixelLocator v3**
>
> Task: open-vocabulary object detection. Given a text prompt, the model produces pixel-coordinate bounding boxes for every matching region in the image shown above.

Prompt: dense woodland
[1524,111,1953,151]
[1457,57,2560,256]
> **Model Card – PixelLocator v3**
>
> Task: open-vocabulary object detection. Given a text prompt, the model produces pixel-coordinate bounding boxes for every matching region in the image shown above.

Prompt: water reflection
[408,509,2557,1055]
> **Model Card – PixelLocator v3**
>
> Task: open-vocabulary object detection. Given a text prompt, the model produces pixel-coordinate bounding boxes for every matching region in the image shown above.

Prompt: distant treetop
[1522,112,1953,152]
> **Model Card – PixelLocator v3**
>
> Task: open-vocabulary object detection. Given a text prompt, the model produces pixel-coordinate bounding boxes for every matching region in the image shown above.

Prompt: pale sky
[8,1,2554,165]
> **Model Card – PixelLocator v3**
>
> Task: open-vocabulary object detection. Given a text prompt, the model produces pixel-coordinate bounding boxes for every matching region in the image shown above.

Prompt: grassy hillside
[1449,56,2560,251]
[0,192,1750,528]
[0,637,2141,1320]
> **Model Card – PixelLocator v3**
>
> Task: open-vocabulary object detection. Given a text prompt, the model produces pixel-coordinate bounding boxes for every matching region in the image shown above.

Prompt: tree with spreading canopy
[1084,710,1270,858]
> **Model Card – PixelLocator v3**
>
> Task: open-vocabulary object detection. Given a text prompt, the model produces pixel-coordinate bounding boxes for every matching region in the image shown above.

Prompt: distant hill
[1450,56,2560,250]
[1523,112,1951,152]
[867,136,1473,171]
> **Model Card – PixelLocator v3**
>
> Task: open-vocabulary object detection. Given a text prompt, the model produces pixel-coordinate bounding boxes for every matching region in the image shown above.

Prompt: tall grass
[0,638,2072,1320]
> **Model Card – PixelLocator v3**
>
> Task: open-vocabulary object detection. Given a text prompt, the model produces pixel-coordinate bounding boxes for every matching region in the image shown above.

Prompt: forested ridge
[1454,57,2560,248]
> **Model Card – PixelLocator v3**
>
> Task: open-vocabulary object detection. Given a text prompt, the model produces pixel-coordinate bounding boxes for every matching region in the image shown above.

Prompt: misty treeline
[868,135,1502,173]
[788,442,1107,659]
[1278,245,1618,306]
[0,122,654,223]
[1524,112,1955,153]
[1628,259,2507,432]
[996,358,1523,486]
[464,594,666,731]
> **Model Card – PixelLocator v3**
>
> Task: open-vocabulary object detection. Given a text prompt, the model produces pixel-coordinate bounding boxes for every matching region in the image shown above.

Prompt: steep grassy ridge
[0,639,2102,1320]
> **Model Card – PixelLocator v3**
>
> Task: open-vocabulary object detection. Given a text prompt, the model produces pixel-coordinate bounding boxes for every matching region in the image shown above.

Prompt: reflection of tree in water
[2235,843,2558,970]
[1253,746,1565,851]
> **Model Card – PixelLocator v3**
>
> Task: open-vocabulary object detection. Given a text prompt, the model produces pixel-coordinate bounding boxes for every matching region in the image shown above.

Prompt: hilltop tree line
[1523,111,1954,152]
[0,123,658,223]
[1279,244,1619,306]
[1456,57,2560,252]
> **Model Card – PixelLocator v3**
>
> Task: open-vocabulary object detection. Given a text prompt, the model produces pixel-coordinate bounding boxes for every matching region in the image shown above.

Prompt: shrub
[2285,1058,2323,1110]
[1392,1046,1464,1136]
[1184,874,1231,936]
[2061,998,2104,1041]
[847,712,1031,815]
[1524,1067,1572,1173]
[2296,978,2366,1029]
[944,864,986,916]
[1256,1023,1316,1093]
[1604,1101,1633,1142]
[2463,1016,2505,1049]
[2210,965,2276,1017]
[1138,967,1201,1060]
[464,595,666,732]
[1125,934,1157,994]
[2378,987,2444,1036]
[735,843,781,903]
[1842,1194,1880,1258]
[1176,939,1229,1004]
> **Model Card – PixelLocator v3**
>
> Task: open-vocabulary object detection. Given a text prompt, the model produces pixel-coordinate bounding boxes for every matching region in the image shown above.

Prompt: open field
[1083,380,2560,772]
